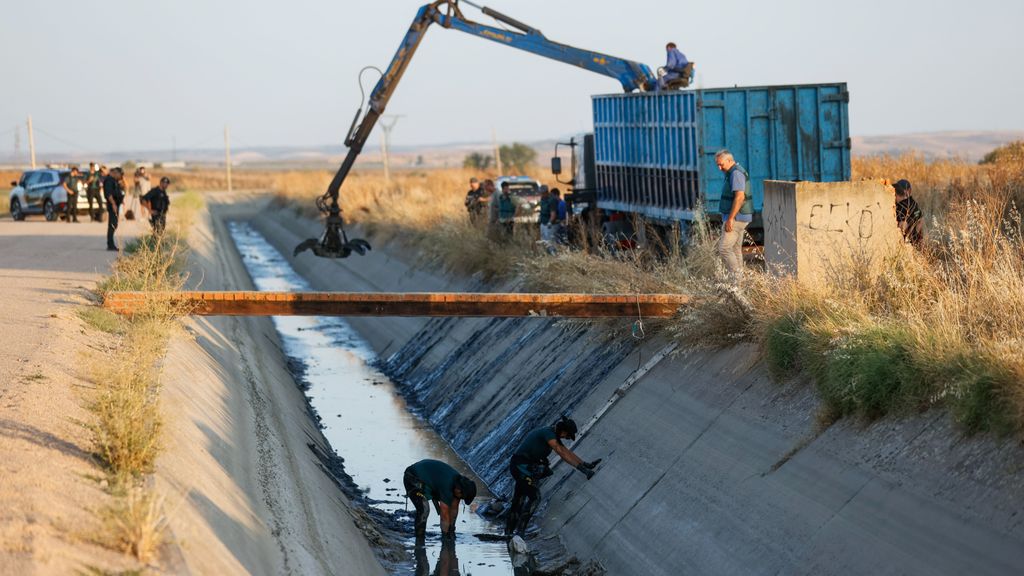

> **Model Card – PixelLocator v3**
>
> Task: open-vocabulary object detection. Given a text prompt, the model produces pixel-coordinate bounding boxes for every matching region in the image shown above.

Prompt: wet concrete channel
[228,221,514,575]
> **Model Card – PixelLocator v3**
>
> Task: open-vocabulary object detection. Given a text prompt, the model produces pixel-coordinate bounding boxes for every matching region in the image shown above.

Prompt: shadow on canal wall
[228,194,1024,576]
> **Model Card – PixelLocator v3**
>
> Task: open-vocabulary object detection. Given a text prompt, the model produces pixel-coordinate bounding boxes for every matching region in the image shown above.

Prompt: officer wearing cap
[505,416,600,537]
[403,459,477,543]
[464,176,486,222]
[892,179,923,245]
[142,177,171,234]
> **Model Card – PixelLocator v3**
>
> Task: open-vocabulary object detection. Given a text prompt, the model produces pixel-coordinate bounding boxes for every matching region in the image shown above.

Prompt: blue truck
[554,83,851,240]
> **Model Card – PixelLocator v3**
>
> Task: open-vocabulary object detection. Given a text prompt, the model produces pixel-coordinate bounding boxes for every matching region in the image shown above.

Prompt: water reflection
[416,539,460,576]
[228,222,512,575]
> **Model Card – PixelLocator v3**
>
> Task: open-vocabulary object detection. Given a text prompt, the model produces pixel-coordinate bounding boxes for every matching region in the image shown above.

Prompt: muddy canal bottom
[229,222,513,575]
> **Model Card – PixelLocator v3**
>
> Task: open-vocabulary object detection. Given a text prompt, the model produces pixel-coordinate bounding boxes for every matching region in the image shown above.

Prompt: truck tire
[44,199,57,222]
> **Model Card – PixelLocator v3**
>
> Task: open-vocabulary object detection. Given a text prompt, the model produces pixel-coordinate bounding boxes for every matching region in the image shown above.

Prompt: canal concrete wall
[155,195,389,575]
[227,194,1024,575]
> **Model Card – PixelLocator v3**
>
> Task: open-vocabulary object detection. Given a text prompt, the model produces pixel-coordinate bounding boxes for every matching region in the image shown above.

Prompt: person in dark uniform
[893,179,924,245]
[86,163,105,221]
[142,176,171,234]
[505,416,600,537]
[62,166,83,223]
[403,459,477,543]
[104,167,125,251]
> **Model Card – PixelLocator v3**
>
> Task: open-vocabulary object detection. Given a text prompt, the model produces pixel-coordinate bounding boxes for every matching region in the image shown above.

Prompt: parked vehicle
[8,168,89,221]
[494,176,543,223]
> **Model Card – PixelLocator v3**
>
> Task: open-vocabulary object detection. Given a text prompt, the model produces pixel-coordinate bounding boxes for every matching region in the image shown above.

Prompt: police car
[8,168,89,221]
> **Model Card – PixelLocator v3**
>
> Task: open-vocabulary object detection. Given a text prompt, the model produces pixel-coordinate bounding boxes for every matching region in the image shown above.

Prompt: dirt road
[0,207,388,575]
[0,216,143,574]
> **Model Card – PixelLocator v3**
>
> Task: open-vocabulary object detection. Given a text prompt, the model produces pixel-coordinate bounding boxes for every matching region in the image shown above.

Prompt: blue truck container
[591,83,851,225]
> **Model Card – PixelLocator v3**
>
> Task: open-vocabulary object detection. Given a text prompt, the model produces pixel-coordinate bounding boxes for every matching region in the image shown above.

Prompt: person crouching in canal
[404,459,477,543]
[505,416,600,538]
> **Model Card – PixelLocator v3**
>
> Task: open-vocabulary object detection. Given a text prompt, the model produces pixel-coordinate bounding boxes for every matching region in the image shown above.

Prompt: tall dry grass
[272,155,1024,433]
[82,191,203,565]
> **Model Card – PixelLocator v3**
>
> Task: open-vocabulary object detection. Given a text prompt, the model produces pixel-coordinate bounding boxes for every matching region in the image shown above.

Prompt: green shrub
[816,325,932,420]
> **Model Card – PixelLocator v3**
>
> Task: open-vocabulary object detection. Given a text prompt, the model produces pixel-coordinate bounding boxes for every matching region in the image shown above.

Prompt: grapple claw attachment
[293,202,371,259]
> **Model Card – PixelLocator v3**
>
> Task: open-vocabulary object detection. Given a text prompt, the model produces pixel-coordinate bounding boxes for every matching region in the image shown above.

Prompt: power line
[32,125,91,153]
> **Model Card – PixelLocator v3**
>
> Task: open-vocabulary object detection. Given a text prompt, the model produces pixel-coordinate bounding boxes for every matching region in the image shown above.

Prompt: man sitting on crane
[658,42,694,90]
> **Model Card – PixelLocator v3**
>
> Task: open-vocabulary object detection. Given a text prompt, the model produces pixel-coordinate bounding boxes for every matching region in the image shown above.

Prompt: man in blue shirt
[505,416,600,537]
[403,459,477,543]
[715,150,753,283]
[658,42,691,90]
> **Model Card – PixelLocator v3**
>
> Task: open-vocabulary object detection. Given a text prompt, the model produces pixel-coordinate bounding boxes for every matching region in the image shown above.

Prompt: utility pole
[379,115,403,184]
[492,127,503,175]
[27,115,36,169]
[224,125,232,193]
[14,126,21,166]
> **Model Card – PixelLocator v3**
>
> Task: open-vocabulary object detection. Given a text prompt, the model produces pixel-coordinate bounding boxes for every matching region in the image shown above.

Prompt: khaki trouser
[717,219,749,283]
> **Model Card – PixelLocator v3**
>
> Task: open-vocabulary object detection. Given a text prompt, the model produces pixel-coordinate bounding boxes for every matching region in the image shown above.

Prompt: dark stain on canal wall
[383,316,635,496]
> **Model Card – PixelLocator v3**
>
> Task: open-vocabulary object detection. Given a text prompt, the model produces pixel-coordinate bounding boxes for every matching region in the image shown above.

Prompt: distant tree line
[463,142,537,173]
[980,140,1024,165]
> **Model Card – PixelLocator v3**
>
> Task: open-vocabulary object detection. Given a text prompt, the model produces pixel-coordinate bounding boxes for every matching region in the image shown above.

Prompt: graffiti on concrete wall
[807,201,884,238]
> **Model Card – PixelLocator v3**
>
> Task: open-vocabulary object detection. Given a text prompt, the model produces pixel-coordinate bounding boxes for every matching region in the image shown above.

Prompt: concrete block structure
[762,180,903,283]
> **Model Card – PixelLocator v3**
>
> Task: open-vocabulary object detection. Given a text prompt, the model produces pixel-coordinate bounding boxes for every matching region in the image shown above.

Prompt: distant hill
[852,131,1024,162]
[3,131,1022,170]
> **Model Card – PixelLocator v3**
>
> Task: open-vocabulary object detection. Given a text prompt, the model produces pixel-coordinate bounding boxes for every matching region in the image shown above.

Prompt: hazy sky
[3,0,1023,156]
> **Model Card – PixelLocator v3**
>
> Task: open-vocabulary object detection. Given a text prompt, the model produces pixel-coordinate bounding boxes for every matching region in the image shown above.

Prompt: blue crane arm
[438,8,655,93]
[298,0,654,258]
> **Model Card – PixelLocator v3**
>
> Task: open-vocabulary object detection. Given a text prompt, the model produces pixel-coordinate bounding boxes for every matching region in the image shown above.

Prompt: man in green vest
[403,459,477,543]
[62,166,83,223]
[715,149,753,283]
[496,181,516,238]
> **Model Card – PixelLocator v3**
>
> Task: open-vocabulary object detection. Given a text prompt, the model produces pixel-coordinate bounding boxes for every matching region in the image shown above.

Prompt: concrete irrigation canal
[228,221,515,575]
[135,194,1024,576]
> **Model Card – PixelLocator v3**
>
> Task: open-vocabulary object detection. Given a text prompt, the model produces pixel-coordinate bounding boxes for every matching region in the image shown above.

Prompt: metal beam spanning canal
[104,291,690,318]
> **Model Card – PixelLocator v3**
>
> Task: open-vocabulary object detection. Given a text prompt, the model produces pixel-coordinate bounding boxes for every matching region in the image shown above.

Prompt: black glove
[576,464,596,480]
[581,459,602,470]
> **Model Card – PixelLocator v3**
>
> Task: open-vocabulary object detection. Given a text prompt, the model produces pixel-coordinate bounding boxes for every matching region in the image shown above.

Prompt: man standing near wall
[505,416,600,538]
[715,149,753,283]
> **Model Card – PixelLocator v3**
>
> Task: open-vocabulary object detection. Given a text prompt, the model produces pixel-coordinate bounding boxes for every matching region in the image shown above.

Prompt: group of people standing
[61,164,172,250]
[402,415,597,546]
[463,177,567,244]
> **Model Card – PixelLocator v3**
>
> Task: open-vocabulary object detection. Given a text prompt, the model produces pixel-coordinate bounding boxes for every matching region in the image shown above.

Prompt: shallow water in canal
[228,221,513,575]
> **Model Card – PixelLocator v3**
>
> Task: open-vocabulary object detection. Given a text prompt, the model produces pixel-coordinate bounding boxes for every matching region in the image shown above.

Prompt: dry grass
[271,155,1024,433]
[88,319,167,485]
[81,190,204,564]
[100,488,167,564]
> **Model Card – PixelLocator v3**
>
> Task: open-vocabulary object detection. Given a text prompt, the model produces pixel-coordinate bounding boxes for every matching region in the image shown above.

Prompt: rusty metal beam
[103,291,690,318]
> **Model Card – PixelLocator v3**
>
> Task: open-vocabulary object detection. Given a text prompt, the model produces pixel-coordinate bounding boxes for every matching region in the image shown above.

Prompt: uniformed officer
[505,416,600,537]
[104,167,125,251]
[142,176,171,234]
[403,459,477,543]
[62,166,83,223]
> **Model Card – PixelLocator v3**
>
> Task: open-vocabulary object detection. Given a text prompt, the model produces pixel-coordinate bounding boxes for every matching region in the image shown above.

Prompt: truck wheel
[44,200,57,221]
[10,198,25,221]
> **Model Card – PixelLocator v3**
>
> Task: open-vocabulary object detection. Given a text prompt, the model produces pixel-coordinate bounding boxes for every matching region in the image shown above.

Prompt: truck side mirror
[551,157,562,175]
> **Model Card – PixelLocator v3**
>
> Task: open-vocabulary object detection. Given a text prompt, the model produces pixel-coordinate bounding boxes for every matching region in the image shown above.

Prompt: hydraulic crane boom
[294,0,657,258]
